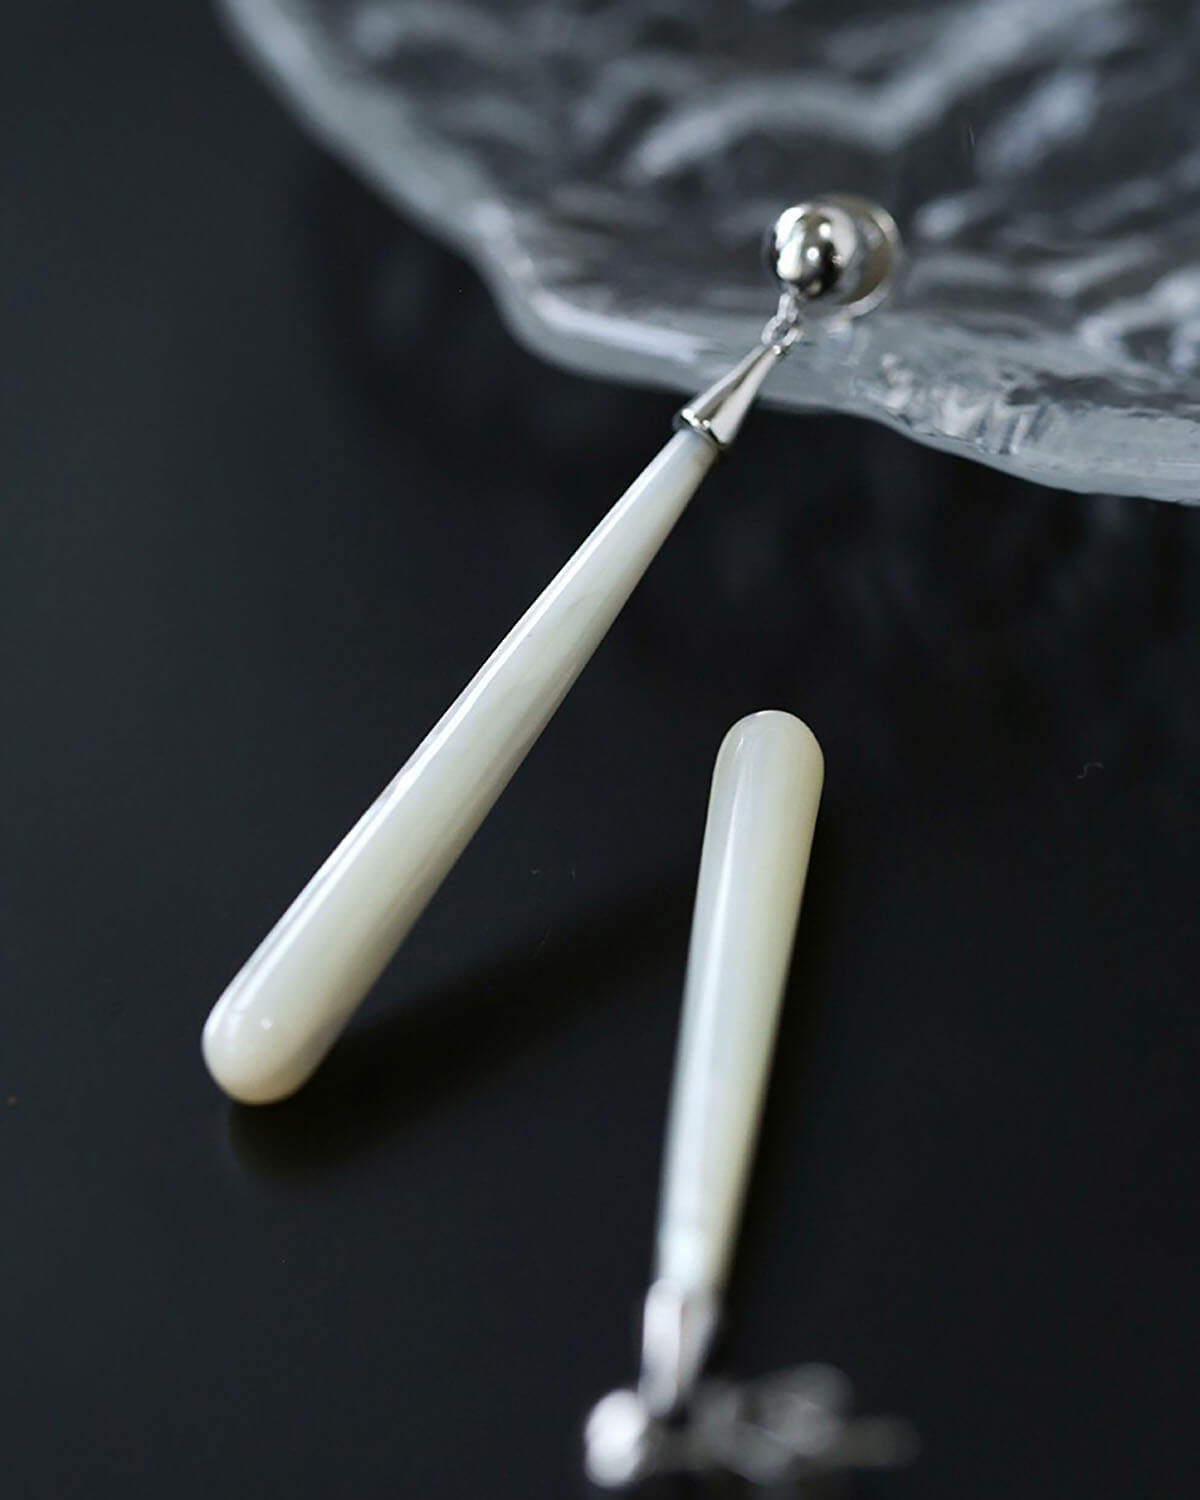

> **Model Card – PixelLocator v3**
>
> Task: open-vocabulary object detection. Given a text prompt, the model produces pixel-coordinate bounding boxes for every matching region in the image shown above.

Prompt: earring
[202,196,902,1105]
[583,710,914,1489]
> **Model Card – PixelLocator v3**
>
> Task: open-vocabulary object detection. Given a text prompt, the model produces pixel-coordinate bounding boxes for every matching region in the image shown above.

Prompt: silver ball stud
[766,194,902,318]
[767,202,860,300]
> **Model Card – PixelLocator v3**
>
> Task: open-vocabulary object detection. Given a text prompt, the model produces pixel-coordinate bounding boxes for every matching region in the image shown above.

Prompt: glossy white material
[203,430,716,1104]
[655,711,824,1297]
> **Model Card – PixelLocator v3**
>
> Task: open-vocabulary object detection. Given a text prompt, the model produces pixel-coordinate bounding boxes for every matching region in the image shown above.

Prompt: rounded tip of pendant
[201,995,317,1106]
[766,195,901,318]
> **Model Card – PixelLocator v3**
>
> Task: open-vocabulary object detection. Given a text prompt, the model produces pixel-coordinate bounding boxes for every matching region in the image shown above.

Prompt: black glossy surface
[2,7,1199,1499]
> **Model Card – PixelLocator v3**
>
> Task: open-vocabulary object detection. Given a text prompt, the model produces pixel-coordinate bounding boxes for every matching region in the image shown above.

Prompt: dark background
[3,5,1200,1498]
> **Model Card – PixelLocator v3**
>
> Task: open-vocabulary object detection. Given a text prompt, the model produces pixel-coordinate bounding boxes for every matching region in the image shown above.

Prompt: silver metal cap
[674,342,785,455]
[636,1280,720,1419]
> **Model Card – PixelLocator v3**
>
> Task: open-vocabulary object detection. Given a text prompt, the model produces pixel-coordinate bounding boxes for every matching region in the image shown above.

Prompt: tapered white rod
[202,330,796,1106]
[203,431,729,1103]
[640,711,823,1415]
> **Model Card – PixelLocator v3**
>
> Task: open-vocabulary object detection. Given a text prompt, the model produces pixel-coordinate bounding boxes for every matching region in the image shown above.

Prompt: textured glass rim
[219,0,1200,503]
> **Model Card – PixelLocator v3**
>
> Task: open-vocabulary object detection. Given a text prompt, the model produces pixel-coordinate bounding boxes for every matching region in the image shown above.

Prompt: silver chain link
[760,290,804,351]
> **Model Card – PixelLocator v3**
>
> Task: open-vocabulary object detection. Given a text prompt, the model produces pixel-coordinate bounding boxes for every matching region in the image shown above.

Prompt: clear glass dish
[221,0,1200,502]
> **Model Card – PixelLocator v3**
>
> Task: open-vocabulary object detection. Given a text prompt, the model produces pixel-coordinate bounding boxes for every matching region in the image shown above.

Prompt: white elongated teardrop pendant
[202,196,901,1104]
[641,711,825,1415]
[585,713,914,1491]
[204,429,718,1102]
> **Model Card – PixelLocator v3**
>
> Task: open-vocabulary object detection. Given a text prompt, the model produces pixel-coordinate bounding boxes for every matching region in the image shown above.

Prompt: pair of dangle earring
[202,194,902,1105]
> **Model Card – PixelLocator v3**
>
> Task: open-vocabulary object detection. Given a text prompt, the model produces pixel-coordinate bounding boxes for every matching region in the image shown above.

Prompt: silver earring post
[676,194,901,455]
